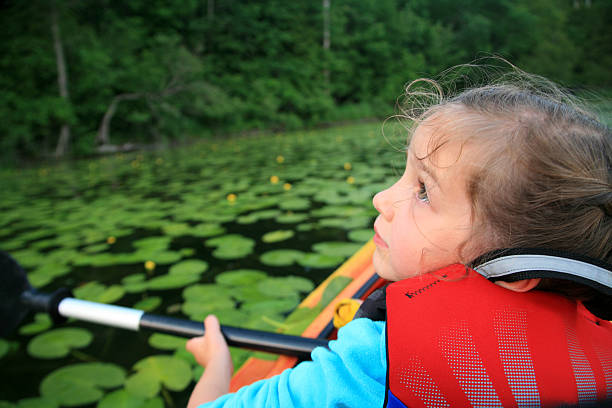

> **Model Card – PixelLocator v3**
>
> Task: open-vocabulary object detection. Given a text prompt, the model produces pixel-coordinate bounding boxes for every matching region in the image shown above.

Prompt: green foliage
[40,363,126,406]
[0,339,9,359]
[125,356,193,398]
[27,328,93,359]
[0,0,607,165]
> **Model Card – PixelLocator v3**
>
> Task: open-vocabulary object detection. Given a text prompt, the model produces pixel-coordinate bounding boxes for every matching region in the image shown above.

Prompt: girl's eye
[417,181,430,204]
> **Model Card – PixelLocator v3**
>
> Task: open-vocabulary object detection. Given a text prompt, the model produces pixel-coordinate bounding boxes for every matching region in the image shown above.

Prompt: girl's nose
[373,188,394,221]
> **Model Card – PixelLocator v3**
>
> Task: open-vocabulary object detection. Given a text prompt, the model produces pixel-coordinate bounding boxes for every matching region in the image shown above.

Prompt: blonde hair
[398,64,611,306]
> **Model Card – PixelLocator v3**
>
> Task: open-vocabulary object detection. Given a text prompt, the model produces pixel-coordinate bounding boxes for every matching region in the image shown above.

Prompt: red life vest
[384,264,612,407]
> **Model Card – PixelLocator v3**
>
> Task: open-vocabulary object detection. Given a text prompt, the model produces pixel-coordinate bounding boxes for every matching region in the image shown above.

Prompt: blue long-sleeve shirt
[200,318,387,408]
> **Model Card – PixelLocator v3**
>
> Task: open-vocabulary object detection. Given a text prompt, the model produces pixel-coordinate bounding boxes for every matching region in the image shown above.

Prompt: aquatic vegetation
[0,122,398,406]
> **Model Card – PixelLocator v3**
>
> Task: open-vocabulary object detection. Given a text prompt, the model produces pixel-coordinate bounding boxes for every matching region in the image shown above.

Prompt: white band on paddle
[58,298,144,331]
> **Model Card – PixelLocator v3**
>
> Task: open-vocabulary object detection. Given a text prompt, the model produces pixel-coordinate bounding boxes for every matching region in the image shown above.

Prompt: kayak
[230,239,384,391]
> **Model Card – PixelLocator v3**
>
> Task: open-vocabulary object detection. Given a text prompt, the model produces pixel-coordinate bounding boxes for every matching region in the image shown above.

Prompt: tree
[323,0,330,86]
[96,37,228,148]
[51,0,72,157]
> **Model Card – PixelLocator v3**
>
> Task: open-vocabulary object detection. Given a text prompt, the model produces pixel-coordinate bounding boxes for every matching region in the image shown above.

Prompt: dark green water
[0,123,404,407]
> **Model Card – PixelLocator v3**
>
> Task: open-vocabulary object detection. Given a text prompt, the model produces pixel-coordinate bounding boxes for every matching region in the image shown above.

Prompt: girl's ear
[494,278,541,293]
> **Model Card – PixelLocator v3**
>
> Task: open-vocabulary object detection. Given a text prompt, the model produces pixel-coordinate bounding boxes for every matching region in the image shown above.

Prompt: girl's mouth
[373,226,388,248]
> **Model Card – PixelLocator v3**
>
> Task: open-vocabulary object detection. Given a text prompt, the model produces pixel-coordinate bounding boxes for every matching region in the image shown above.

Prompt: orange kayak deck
[229,240,377,391]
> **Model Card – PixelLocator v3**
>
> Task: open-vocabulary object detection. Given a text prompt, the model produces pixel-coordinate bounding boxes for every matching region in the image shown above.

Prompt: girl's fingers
[204,315,228,344]
[185,336,202,354]
[204,314,221,333]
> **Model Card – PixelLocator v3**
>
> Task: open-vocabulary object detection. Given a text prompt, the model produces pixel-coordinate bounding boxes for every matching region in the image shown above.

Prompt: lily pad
[259,249,304,267]
[147,273,200,290]
[215,269,267,286]
[0,339,9,359]
[279,198,310,211]
[281,305,323,335]
[261,229,294,243]
[181,298,235,320]
[298,253,344,268]
[138,251,182,265]
[242,298,299,315]
[236,214,258,224]
[182,284,228,301]
[205,234,255,260]
[169,259,208,275]
[27,272,54,288]
[256,276,314,298]
[122,274,146,284]
[28,328,93,359]
[318,216,372,230]
[148,333,186,351]
[275,213,308,224]
[125,356,192,398]
[82,243,109,254]
[296,223,315,232]
[40,362,126,406]
[348,228,373,242]
[312,241,362,257]
[74,282,125,304]
[123,281,149,294]
[247,209,281,220]
[97,390,143,408]
[231,286,269,303]
[14,397,58,408]
[320,276,353,306]
[161,222,191,237]
[189,223,225,238]
[133,297,162,312]
[31,263,70,280]
[132,237,171,251]
[11,249,46,268]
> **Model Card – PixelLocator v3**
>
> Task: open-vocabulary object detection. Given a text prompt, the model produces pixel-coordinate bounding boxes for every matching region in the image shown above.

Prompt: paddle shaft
[21,290,327,359]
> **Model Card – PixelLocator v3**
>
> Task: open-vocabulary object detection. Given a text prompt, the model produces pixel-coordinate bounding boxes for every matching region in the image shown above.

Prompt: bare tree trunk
[96,93,143,145]
[322,0,330,86]
[51,0,71,157]
[208,0,214,21]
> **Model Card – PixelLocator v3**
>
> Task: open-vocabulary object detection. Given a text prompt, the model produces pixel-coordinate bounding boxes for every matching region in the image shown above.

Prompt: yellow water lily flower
[227,193,237,202]
[270,175,279,184]
[107,236,116,244]
[283,183,292,191]
[276,155,285,163]
[344,162,352,170]
[347,176,355,184]
[145,261,156,271]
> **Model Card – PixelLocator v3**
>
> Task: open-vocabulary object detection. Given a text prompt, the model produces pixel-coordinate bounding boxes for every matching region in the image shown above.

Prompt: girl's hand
[186,315,233,408]
[186,315,233,370]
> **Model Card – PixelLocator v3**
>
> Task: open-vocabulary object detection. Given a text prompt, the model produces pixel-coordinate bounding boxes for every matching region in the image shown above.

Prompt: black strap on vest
[353,285,387,322]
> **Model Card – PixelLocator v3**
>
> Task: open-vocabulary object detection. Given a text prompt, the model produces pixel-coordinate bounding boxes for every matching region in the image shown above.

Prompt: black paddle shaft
[139,314,327,358]
[2,251,328,358]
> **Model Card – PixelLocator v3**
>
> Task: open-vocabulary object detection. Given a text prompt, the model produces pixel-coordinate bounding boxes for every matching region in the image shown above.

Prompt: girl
[186,68,612,407]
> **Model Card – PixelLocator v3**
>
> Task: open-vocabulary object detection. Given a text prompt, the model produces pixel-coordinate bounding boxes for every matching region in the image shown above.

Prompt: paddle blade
[0,251,32,337]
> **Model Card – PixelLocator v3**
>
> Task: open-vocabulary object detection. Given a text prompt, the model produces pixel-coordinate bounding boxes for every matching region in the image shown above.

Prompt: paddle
[0,251,328,359]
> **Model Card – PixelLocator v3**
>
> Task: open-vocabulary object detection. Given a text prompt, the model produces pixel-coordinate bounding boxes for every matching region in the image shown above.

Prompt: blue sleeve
[199,319,387,408]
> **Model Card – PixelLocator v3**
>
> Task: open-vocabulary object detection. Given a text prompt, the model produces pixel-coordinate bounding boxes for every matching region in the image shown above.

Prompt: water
[0,122,401,407]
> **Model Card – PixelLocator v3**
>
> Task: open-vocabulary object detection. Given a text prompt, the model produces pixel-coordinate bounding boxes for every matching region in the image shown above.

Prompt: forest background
[1,0,610,167]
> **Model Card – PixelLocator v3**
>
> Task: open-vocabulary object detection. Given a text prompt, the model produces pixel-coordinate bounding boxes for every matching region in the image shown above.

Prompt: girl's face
[372,120,477,281]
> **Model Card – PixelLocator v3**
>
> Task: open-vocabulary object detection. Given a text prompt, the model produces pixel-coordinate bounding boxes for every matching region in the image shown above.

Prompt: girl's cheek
[412,199,430,219]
